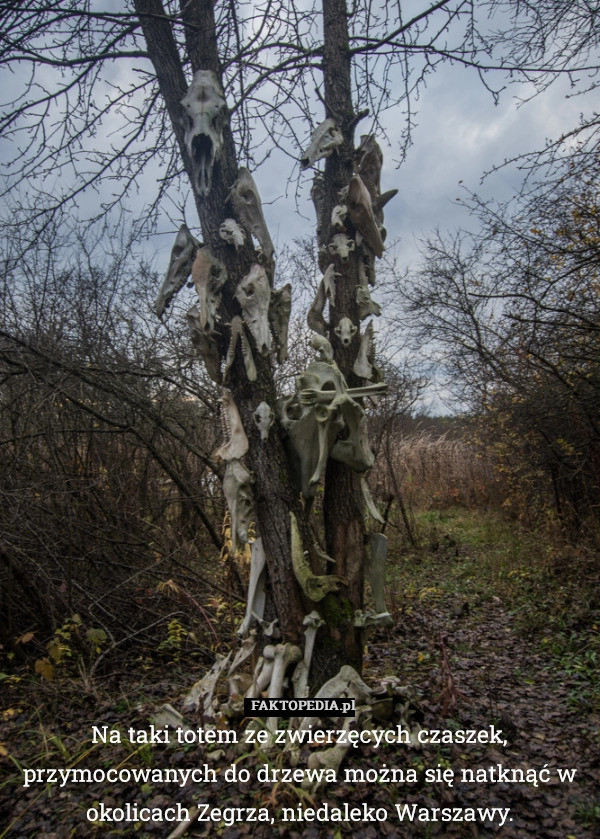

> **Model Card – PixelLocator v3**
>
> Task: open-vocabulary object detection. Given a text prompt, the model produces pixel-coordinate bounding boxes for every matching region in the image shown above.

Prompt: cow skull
[181,70,227,198]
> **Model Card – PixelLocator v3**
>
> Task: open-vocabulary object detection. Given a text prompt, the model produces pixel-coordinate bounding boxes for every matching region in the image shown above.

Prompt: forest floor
[1,508,599,838]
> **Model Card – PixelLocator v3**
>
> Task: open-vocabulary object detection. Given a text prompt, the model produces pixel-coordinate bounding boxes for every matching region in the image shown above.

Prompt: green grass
[384,505,600,710]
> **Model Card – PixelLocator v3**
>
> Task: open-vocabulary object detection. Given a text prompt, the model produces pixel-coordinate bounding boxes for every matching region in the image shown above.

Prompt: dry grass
[372,431,499,511]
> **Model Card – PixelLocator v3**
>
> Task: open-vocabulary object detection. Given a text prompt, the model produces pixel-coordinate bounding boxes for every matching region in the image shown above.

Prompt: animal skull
[219,218,245,249]
[181,70,227,198]
[228,168,274,260]
[356,284,382,320]
[269,283,292,363]
[348,175,384,258]
[253,401,274,441]
[235,264,271,355]
[191,247,227,333]
[213,389,249,462]
[222,460,254,553]
[300,118,343,170]
[334,316,358,347]
[155,224,200,317]
[186,306,222,383]
[328,233,355,262]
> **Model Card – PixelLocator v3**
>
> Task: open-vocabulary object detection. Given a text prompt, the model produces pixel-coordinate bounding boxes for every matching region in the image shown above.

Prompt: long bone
[155,224,200,317]
[245,644,276,699]
[181,70,227,198]
[292,611,325,699]
[365,533,392,621]
[235,264,271,355]
[213,389,249,462]
[267,642,302,732]
[228,168,274,261]
[300,118,343,170]
[237,538,267,637]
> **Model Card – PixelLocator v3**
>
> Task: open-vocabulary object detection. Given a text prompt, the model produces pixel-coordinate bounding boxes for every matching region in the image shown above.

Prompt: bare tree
[2,0,600,681]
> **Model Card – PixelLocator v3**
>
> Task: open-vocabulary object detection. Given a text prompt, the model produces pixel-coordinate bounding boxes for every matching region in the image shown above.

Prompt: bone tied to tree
[154,70,397,711]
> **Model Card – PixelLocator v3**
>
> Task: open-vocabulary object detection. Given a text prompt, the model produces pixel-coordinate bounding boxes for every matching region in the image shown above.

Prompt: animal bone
[361,475,384,523]
[307,281,328,336]
[181,70,227,198]
[219,218,246,249]
[228,630,257,677]
[334,316,357,347]
[311,173,326,239]
[183,651,232,716]
[365,533,392,623]
[316,664,372,705]
[372,188,398,225]
[310,333,334,363]
[155,224,200,317]
[245,645,276,698]
[348,175,384,257]
[331,204,348,231]
[356,284,381,319]
[186,306,222,383]
[291,512,345,601]
[292,611,325,699]
[353,319,375,379]
[300,118,344,170]
[322,264,338,305]
[328,232,355,262]
[269,283,292,363]
[253,402,274,442]
[330,397,374,473]
[235,264,271,355]
[223,315,257,382]
[213,389,249,462]
[228,168,274,260]
[354,134,383,200]
[305,717,353,790]
[223,460,254,553]
[191,247,227,333]
[237,538,267,638]
[268,642,302,731]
